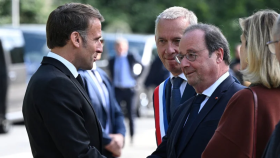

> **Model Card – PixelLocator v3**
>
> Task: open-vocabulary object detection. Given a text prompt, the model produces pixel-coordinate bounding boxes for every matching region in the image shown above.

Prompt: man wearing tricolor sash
[153,7,197,145]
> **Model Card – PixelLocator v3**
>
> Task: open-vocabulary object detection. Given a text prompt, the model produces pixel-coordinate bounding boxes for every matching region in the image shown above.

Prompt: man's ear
[70,31,80,48]
[215,48,224,63]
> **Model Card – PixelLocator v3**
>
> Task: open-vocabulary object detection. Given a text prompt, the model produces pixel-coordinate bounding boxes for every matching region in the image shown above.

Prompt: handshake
[105,134,124,157]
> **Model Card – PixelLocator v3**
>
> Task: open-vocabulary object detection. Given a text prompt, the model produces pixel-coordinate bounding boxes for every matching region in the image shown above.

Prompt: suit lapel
[70,74,94,109]
[86,70,109,119]
[41,57,97,117]
[96,69,112,116]
[180,83,196,104]
[177,76,235,157]
[165,79,172,123]
[171,98,195,153]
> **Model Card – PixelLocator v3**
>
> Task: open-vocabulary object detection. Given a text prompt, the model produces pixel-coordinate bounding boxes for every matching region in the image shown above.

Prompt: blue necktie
[176,94,207,153]
[170,77,184,118]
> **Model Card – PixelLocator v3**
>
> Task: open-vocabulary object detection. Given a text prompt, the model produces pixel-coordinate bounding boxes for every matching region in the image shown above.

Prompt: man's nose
[180,56,190,68]
[165,42,177,54]
[97,44,103,53]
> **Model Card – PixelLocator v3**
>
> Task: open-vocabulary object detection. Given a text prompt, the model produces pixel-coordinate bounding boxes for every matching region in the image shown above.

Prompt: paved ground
[0,117,157,158]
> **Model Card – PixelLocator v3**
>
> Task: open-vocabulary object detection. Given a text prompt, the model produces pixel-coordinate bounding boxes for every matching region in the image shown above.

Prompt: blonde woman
[202,10,280,158]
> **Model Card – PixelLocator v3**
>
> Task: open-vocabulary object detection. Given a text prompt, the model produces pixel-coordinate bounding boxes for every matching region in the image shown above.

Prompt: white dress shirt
[183,72,229,126]
[170,73,188,97]
[198,71,229,112]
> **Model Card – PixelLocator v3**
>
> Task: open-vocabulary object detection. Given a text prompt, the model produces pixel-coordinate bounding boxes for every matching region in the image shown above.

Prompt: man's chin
[168,67,182,76]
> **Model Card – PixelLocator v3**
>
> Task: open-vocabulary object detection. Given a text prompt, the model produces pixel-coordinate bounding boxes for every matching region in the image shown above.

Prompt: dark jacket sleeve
[37,77,106,158]
[262,121,280,158]
[147,134,168,158]
[98,68,126,144]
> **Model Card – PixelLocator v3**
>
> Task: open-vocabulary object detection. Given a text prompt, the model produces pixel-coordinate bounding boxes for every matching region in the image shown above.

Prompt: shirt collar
[47,52,79,78]
[92,62,97,70]
[170,73,188,82]
[201,71,229,97]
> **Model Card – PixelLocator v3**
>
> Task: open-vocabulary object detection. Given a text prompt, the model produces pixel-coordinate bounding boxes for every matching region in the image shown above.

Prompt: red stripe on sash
[154,86,162,145]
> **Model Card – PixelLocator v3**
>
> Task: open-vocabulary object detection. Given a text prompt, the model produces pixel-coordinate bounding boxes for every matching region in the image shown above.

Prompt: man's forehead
[180,30,205,48]
[184,29,204,39]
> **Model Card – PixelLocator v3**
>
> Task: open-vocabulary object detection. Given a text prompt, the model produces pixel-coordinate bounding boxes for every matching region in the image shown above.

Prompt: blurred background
[0,0,279,157]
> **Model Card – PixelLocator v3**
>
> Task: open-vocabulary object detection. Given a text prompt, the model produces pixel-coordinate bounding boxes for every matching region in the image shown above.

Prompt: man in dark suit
[78,55,126,158]
[22,3,106,158]
[144,56,169,88]
[108,37,143,143]
[153,7,197,145]
[147,24,245,158]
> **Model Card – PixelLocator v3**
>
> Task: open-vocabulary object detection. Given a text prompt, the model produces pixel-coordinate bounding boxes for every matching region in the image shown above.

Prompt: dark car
[0,25,48,133]
[0,27,26,133]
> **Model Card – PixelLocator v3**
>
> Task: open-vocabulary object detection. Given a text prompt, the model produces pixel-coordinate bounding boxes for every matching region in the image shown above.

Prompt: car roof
[102,32,154,42]
[1,24,46,35]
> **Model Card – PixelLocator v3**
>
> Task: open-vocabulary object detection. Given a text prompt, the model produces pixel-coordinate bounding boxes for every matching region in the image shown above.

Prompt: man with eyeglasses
[262,15,280,158]
[152,7,197,146]
[147,23,245,158]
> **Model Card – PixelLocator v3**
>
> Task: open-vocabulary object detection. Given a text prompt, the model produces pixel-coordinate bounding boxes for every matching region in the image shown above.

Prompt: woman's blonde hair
[239,9,280,88]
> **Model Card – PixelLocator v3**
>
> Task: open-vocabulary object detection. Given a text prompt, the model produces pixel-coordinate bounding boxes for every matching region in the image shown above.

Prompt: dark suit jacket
[108,53,143,80]
[78,68,126,157]
[160,78,196,124]
[263,121,280,158]
[144,56,169,88]
[22,57,105,158]
[148,75,245,158]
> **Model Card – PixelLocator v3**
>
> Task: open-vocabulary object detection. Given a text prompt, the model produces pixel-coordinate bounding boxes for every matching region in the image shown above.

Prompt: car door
[0,28,26,122]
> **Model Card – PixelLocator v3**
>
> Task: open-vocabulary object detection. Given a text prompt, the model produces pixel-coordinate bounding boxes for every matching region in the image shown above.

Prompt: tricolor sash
[153,77,169,145]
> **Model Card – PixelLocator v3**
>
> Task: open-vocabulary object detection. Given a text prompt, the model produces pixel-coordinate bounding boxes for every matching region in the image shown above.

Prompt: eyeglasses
[175,49,206,63]
[266,40,279,54]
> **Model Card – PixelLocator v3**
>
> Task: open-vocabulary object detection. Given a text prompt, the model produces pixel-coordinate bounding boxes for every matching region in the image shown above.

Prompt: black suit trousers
[115,87,136,138]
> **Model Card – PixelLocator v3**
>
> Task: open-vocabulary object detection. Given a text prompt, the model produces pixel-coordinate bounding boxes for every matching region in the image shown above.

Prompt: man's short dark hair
[184,23,231,65]
[46,3,104,49]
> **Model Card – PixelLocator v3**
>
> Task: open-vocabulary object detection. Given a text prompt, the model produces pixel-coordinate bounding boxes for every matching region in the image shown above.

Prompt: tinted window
[22,32,48,78]
[23,32,47,57]
[10,46,24,63]
[103,39,145,59]
[0,32,25,64]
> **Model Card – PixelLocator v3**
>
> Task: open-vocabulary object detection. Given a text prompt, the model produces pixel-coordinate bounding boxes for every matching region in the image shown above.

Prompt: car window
[0,29,25,64]
[22,31,48,80]
[103,39,145,58]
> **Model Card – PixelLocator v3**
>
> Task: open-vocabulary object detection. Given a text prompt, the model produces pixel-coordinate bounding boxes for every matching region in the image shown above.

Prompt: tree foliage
[1,0,279,55]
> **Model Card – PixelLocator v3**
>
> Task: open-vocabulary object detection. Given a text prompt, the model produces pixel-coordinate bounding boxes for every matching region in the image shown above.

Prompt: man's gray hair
[155,6,197,33]
[273,15,280,37]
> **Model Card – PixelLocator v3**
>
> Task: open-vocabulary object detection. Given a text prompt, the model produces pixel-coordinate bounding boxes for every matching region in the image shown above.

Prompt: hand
[109,134,124,148]
[105,139,121,157]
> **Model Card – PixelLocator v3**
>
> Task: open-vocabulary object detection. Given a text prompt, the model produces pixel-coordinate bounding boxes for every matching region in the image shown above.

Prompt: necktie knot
[173,77,184,89]
[194,94,206,105]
